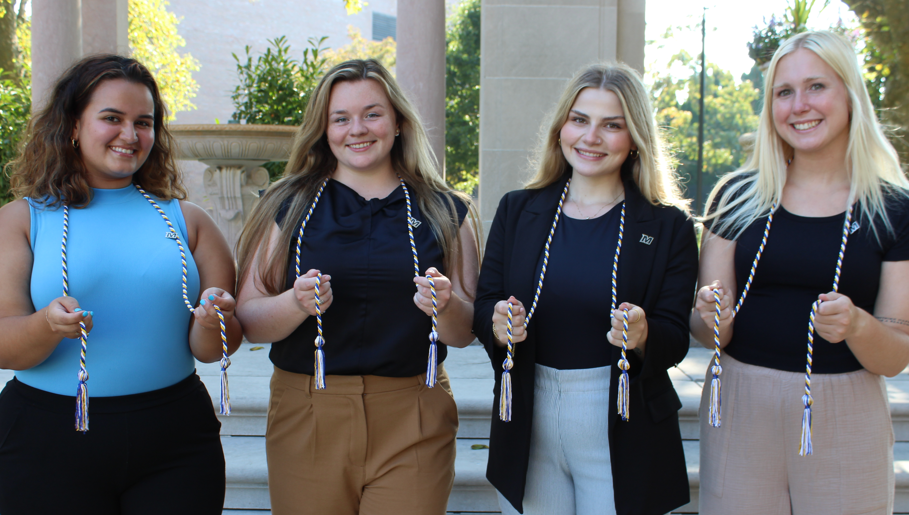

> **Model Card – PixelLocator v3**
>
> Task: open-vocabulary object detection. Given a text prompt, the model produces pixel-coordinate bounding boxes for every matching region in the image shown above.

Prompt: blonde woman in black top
[474,63,697,515]
[235,60,480,514]
[693,31,909,514]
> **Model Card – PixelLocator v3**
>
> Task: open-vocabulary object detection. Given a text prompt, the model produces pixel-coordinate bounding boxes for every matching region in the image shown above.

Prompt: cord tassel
[617,309,631,422]
[314,336,326,390]
[800,394,813,456]
[499,361,513,422]
[213,305,231,415]
[75,368,89,432]
[425,337,438,387]
[425,275,439,387]
[499,302,516,422]
[709,289,723,427]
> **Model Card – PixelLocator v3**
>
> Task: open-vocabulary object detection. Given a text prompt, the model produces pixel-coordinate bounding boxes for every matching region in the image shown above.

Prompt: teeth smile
[349,142,372,149]
[793,120,820,131]
[577,149,605,158]
[111,146,135,154]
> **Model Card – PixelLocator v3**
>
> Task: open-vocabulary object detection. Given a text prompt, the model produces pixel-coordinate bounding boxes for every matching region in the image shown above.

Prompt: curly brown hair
[8,54,185,207]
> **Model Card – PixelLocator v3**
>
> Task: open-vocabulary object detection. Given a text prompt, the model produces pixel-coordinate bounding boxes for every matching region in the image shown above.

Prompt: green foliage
[747,1,829,65]
[129,0,201,117]
[231,36,328,182]
[231,36,328,127]
[323,26,395,73]
[444,0,480,195]
[0,70,29,205]
[651,51,761,205]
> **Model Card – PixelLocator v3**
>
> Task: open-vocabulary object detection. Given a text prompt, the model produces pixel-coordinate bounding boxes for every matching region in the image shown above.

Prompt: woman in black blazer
[473,63,698,515]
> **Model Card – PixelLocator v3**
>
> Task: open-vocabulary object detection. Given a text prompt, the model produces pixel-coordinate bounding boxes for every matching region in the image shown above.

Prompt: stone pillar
[32,0,83,110]
[396,0,446,176]
[617,0,646,73]
[82,0,130,56]
[478,0,646,235]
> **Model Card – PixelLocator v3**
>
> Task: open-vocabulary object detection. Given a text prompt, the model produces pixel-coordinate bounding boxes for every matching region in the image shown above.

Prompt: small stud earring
[395,129,400,137]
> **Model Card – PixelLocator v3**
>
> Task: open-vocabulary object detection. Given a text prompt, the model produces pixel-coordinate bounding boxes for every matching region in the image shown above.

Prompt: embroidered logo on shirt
[850,221,860,234]
[165,230,179,240]
[408,216,422,228]
[639,234,654,245]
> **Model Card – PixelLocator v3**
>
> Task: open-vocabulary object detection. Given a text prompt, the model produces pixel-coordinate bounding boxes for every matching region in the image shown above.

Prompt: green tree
[444,0,480,195]
[651,51,761,204]
[129,0,201,117]
[841,0,908,162]
[0,0,26,82]
[323,25,395,73]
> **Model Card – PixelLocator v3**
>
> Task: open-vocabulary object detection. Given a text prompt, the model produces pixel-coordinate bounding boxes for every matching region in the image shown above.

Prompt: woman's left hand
[814,292,860,343]
[607,302,648,353]
[194,288,236,332]
[413,267,452,317]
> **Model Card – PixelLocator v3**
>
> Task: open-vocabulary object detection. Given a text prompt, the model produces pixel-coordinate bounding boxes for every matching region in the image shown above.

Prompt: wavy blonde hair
[704,31,908,240]
[237,59,480,295]
[526,62,689,211]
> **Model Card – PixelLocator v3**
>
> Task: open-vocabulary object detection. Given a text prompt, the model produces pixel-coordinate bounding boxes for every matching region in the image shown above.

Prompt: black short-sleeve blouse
[706,175,909,373]
[271,179,469,377]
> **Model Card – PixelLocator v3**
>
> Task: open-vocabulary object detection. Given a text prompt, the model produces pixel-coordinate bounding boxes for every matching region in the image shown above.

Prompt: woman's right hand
[45,296,94,340]
[694,280,733,333]
[292,269,333,316]
[491,296,526,348]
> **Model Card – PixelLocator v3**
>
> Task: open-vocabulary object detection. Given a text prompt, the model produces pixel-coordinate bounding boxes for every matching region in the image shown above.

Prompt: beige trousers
[699,354,894,515]
[266,364,458,515]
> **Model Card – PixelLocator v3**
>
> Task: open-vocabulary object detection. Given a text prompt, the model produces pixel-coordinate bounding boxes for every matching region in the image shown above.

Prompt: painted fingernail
[208,295,215,301]
[82,311,89,317]
[89,311,94,316]
[75,308,83,313]
[201,299,207,306]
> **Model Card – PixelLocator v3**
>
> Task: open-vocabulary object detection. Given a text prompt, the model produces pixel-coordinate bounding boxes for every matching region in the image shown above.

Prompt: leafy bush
[0,72,29,206]
[231,35,328,127]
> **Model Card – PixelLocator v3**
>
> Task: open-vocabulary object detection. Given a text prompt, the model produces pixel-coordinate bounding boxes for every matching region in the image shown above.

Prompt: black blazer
[473,172,698,515]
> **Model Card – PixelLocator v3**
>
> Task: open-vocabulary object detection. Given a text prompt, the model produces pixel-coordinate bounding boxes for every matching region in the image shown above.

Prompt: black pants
[0,373,225,515]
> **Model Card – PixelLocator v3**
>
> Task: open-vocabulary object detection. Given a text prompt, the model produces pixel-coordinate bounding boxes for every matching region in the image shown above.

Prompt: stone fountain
[170,124,297,253]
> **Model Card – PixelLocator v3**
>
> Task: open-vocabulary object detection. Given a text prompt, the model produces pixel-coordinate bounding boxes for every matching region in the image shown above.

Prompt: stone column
[82,0,130,56]
[396,0,446,176]
[32,0,83,110]
[478,0,646,235]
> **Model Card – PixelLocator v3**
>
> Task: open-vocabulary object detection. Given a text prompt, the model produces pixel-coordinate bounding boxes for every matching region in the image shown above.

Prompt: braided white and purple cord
[62,206,91,432]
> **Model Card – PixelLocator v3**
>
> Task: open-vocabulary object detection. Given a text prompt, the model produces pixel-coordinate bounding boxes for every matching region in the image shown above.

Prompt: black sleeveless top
[272,179,469,377]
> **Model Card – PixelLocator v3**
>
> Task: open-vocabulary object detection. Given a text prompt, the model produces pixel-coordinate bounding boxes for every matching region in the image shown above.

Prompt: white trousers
[498,364,616,515]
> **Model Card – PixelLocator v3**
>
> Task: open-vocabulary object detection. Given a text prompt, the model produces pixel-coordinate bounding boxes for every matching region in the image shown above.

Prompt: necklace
[708,202,854,457]
[570,188,624,220]
[294,177,441,390]
[63,186,232,432]
[500,177,631,423]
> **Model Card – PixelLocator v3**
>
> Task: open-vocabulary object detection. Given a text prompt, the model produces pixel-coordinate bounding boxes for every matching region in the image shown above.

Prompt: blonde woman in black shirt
[474,63,697,515]
[235,60,480,515]
[693,31,909,514]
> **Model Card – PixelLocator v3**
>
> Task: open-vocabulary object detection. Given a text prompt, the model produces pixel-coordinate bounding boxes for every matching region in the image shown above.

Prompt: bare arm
[235,223,332,343]
[813,260,909,377]
[181,201,243,362]
[0,200,95,370]
[413,217,480,348]
[690,230,737,348]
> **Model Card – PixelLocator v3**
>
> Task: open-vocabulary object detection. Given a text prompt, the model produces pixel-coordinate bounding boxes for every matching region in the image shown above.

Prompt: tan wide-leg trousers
[699,353,894,515]
[266,364,458,515]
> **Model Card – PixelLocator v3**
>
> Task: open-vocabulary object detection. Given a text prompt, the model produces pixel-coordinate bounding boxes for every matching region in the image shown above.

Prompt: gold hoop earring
[72,138,79,149]
[629,149,638,160]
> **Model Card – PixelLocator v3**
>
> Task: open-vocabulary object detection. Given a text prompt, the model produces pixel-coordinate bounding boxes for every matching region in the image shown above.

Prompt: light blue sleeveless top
[19,185,200,396]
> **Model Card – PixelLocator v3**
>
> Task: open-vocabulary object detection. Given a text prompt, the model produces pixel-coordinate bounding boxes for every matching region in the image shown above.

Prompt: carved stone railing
[170,124,297,254]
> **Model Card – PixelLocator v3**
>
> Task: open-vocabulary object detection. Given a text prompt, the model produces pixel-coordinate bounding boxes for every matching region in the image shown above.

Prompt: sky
[644,0,860,81]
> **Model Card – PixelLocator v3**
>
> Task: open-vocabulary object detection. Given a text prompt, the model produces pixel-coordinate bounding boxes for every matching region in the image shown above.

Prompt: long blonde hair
[704,31,908,240]
[237,59,479,295]
[526,62,689,211]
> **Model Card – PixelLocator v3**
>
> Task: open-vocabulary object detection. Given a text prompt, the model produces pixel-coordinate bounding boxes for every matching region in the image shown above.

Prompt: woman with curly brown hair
[0,55,241,514]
